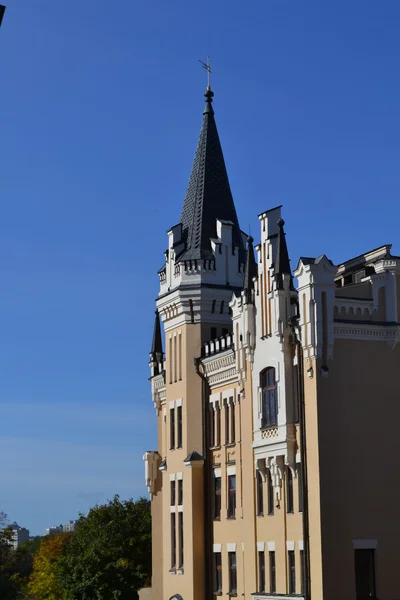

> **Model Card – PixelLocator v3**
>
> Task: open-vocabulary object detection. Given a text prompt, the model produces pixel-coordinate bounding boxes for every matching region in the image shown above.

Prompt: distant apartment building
[63,520,78,533]
[45,525,63,536]
[10,522,29,550]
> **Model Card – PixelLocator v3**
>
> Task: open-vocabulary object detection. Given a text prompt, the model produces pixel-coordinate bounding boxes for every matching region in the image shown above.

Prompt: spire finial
[199,56,212,90]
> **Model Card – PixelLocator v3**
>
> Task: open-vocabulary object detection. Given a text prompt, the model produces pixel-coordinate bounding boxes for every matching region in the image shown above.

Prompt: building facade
[142,85,400,600]
[10,523,30,550]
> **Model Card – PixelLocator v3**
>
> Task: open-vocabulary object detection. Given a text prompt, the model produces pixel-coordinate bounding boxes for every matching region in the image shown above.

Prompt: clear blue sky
[1,0,399,535]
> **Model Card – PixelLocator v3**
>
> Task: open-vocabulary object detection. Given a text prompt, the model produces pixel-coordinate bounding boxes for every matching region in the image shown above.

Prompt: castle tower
[144,85,246,600]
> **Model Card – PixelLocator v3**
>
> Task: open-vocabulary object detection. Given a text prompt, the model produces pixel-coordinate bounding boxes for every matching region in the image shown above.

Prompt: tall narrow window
[300,550,305,595]
[288,550,296,594]
[209,405,215,447]
[256,471,264,516]
[177,406,182,448]
[228,552,237,594]
[178,512,184,568]
[287,468,294,513]
[258,551,265,592]
[269,551,276,593]
[224,400,230,444]
[169,337,173,384]
[170,480,176,506]
[267,471,274,515]
[228,475,236,518]
[177,479,183,505]
[214,476,221,520]
[214,553,222,593]
[298,464,303,513]
[170,513,176,570]
[216,404,221,446]
[173,336,177,382]
[261,367,278,427]
[210,326,217,340]
[178,333,182,380]
[230,398,235,443]
[170,408,175,449]
[220,300,225,314]
[354,549,376,600]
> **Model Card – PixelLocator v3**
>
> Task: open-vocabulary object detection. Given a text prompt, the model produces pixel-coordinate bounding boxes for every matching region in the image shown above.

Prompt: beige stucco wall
[317,338,400,600]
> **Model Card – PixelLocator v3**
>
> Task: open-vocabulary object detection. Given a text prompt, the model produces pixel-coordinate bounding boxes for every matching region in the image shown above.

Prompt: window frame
[287,467,294,514]
[178,512,184,569]
[256,471,264,516]
[177,405,182,448]
[261,367,278,428]
[214,552,222,594]
[230,397,235,444]
[269,550,276,593]
[170,513,176,570]
[227,474,236,519]
[267,471,274,515]
[213,476,221,520]
[288,550,296,594]
[258,550,265,592]
[170,407,175,449]
[170,480,176,506]
[228,552,237,594]
[177,479,183,506]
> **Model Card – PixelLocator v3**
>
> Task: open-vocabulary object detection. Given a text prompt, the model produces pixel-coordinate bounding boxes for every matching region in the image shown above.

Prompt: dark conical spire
[275,218,294,290]
[179,87,244,262]
[243,236,258,301]
[150,310,163,364]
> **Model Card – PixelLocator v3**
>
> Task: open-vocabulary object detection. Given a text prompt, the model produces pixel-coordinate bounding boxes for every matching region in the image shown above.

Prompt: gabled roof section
[275,218,294,290]
[179,87,244,262]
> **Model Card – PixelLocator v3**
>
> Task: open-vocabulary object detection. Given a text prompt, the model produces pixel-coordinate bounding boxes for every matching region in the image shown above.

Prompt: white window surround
[170,506,176,513]
[213,544,222,553]
[286,541,295,551]
[210,392,221,405]
[227,466,236,476]
[169,473,176,481]
[267,541,275,551]
[242,542,245,551]
[298,540,304,551]
[176,472,183,480]
[352,539,378,549]
[257,542,265,552]
[227,543,236,552]
[296,453,301,464]
[169,400,175,409]
[178,505,183,513]
[213,468,222,478]
[176,398,182,407]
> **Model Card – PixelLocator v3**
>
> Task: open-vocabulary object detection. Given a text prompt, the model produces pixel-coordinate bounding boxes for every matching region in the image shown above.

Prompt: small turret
[149,310,163,377]
[275,218,294,291]
[243,236,258,303]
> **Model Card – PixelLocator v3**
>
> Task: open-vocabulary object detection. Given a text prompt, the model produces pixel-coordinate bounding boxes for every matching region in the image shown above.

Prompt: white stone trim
[296,453,301,464]
[227,466,236,476]
[227,543,237,552]
[267,541,275,551]
[213,468,222,478]
[169,400,175,409]
[242,542,245,551]
[163,408,166,417]
[352,539,378,549]
[286,541,295,551]
[257,542,265,552]
[170,506,176,513]
[176,472,183,480]
[169,473,176,481]
[298,540,304,551]
[213,544,222,553]
[177,505,183,513]
[176,398,182,407]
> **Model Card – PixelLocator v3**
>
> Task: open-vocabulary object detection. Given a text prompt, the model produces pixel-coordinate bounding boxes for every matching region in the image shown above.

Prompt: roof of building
[150,310,163,361]
[243,236,258,300]
[178,87,244,262]
[183,451,203,463]
[275,218,294,290]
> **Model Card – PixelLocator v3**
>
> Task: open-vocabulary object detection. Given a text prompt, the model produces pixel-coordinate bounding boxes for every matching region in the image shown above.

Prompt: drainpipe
[290,300,311,600]
[194,357,211,600]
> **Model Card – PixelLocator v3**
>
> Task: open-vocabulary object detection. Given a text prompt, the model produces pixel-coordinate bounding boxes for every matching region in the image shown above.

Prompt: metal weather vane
[199,56,212,89]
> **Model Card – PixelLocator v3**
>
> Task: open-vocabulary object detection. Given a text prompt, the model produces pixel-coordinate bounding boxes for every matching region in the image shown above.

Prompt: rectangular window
[224,400,230,444]
[354,549,376,600]
[258,550,265,592]
[269,551,276,593]
[216,404,221,446]
[256,471,264,516]
[228,475,236,518]
[300,550,305,595]
[170,408,175,449]
[298,464,303,513]
[178,479,183,506]
[288,550,296,594]
[230,398,235,443]
[169,337,173,384]
[209,405,215,448]
[173,336,177,382]
[170,513,176,569]
[211,326,217,340]
[178,512,183,568]
[177,406,182,448]
[228,552,237,594]
[170,480,176,506]
[178,333,182,380]
[214,552,222,593]
[267,472,274,515]
[214,476,221,520]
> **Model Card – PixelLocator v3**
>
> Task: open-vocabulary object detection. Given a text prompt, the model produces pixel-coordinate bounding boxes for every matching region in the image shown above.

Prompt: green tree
[57,496,151,600]
[0,512,16,599]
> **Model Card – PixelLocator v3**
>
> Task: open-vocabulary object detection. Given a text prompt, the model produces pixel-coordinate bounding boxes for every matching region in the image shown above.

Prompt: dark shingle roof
[243,236,258,301]
[150,310,163,364]
[179,88,244,262]
[275,218,294,290]
[184,451,203,463]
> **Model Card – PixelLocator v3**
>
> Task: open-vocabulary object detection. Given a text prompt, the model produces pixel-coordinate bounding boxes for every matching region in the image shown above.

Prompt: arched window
[267,471,274,515]
[261,368,278,427]
[286,467,294,513]
[256,471,264,516]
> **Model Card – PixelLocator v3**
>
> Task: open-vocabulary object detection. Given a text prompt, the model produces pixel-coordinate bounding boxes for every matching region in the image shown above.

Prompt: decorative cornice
[201,349,238,389]
[334,322,400,348]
